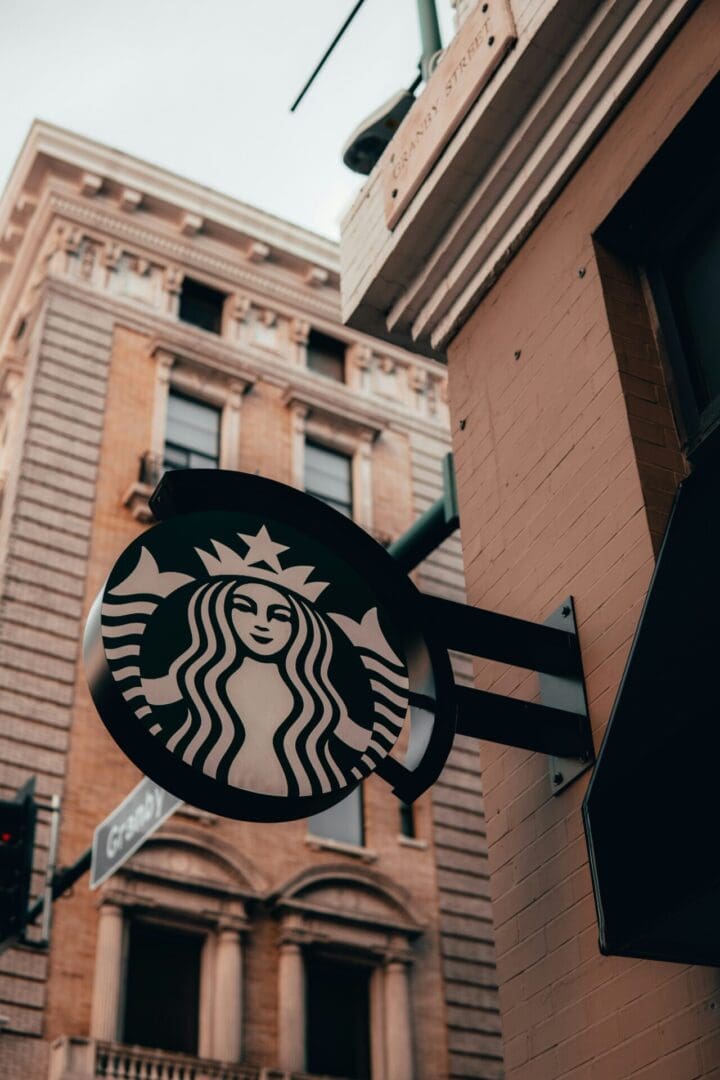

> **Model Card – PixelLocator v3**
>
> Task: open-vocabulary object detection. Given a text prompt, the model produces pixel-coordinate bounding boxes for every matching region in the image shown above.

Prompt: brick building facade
[0,125,502,1079]
[341,0,720,1077]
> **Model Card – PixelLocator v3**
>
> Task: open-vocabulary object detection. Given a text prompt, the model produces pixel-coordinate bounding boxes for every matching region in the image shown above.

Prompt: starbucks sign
[85,472,455,822]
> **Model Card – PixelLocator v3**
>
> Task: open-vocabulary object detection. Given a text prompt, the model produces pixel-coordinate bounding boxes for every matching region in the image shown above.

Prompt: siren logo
[86,475,456,822]
[84,490,447,822]
[102,524,407,800]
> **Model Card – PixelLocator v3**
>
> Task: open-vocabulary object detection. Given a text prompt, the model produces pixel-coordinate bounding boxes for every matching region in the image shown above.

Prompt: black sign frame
[85,470,456,823]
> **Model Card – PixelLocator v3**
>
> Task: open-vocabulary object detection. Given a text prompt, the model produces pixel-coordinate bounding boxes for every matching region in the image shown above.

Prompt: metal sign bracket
[539,597,593,794]
[422,593,593,794]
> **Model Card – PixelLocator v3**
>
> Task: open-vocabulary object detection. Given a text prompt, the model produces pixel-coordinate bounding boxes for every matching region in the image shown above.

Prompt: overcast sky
[0,0,455,239]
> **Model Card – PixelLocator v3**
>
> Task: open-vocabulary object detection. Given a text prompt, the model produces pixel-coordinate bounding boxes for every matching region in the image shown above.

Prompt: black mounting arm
[421,593,593,792]
[388,455,594,794]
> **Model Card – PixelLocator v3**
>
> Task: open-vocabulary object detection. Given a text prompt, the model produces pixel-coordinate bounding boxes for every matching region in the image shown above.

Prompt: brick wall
[412,429,504,1079]
[0,290,113,1051]
[445,5,720,1078]
[0,124,497,1075]
[37,311,451,1080]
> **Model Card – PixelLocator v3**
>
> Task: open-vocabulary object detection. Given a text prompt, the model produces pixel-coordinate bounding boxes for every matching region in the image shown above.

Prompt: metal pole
[387,452,458,572]
[40,794,61,945]
[416,0,442,80]
[25,846,92,929]
[290,0,369,112]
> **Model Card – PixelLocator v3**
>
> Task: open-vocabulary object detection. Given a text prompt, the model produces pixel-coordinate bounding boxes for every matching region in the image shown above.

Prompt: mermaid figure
[101,524,409,802]
[142,575,370,798]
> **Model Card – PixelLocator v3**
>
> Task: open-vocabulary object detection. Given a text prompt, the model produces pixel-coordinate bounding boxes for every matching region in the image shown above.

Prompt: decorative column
[89,901,124,1041]
[220,379,251,472]
[348,344,374,393]
[370,966,387,1080]
[162,265,183,317]
[100,241,122,289]
[289,317,310,367]
[277,939,306,1072]
[289,403,309,491]
[408,366,429,415]
[353,430,375,531]
[212,924,244,1062]
[149,349,174,463]
[226,293,252,344]
[384,955,414,1080]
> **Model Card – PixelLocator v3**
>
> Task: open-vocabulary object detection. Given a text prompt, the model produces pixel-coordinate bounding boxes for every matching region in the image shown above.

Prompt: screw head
[578,267,586,278]
[553,772,564,785]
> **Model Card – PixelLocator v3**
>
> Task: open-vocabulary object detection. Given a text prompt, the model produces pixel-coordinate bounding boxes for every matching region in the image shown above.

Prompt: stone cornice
[26,277,451,441]
[46,192,343,324]
[1,121,338,271]
[340,0,699,355]
[45,187,449,373]
[281,384,386,442]
[121,862,257,905]
[0,176,452,387]
[147,330,258,389]
[275,897,423,938]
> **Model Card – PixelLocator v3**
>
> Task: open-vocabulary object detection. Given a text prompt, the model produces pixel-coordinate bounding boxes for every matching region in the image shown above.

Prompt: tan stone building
[0,124,502,1080]
[341,0,720,1077]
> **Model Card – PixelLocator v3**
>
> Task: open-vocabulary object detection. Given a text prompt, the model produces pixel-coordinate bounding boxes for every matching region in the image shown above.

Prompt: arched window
[89,827,262,1068]
[274,864,422,1080]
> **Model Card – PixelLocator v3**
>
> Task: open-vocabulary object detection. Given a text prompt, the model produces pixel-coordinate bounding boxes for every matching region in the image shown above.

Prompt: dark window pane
[307,330,345,382]
[179,277,226,334]
[309,785,363,846]
[306,957,371,1079]
[399,802,415,838]
[664,206,720,412]
[164,391,220,470]
[304,441,352,516]
[596,75,720,448]
[163,444,191,470]
[123,922,202,1054]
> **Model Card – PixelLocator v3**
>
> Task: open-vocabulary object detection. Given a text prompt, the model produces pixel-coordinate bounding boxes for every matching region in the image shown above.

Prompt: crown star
[194,525,329,601]
[239,526,288,571]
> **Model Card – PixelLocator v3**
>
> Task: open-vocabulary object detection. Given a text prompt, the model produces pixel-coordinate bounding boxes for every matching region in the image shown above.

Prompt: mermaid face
[230,582,294,658]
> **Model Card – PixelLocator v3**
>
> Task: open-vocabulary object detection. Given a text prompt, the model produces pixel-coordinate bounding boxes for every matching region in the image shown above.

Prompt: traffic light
[0,779,36,947]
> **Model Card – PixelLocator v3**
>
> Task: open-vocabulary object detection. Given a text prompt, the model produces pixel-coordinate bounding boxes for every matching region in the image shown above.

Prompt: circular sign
[84,472,455,822]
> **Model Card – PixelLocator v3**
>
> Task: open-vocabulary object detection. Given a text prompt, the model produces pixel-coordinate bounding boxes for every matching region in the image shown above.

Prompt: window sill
[175,804,218,826]
[397,836,427,851]
[122,480,154,523]
[305,836,377,863]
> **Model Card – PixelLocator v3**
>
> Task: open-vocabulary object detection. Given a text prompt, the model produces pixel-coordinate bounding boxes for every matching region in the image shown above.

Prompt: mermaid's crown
[195,525,328,601]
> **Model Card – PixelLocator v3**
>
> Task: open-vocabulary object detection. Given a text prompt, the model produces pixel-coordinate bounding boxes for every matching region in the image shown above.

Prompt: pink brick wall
[446,5,720,1078]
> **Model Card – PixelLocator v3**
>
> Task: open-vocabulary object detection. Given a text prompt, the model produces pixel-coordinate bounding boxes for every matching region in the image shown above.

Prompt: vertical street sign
[90,777,182,889]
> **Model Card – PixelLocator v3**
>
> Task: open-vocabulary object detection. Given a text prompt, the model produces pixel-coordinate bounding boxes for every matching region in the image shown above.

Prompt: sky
[0,0,455,240]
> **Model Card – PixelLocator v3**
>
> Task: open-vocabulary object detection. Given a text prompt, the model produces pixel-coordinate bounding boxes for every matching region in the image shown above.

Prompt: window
[307,330,346,382]
[123,921,202,1054]
[179,277,226,334]
[309,785,364,847]
[598,74,720,451]
[305,956,371,1079]
[399,801,415,839]
[656,205,720,422]
[164,390,220,470]
[304,440,352,517]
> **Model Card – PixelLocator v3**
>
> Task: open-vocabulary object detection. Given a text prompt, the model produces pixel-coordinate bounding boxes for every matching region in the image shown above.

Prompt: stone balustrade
[96,1042,258,1080]
[50,1037,351,1080]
